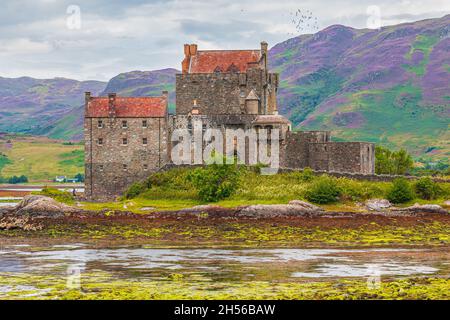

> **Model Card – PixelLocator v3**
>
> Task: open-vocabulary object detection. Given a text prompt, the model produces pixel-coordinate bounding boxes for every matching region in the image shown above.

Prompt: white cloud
[0,38,52,55]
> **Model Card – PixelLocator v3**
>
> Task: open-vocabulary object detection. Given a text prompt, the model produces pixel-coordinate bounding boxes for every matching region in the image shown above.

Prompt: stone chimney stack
[162,90,169,116]
[261,41,268,70]
[84,92,91,115]
[108,93,116,118]
[189,44,198,55]
[182,44,198,74]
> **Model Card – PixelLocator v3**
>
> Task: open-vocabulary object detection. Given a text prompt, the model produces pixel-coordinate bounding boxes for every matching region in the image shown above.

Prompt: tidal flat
[0,213,449,300]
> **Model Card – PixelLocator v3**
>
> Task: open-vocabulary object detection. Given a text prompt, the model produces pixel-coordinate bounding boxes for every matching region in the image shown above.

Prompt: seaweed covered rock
[0,216,43,231]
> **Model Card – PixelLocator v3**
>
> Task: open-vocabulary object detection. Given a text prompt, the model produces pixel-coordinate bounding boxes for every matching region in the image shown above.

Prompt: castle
[84,42,375,200]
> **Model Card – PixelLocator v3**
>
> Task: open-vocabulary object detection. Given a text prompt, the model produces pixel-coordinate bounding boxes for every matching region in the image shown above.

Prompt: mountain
[0,77,106,140]
[0,68,178,140]
[101,68,178,112]
[0,15,448,161]
[269,14,449,161]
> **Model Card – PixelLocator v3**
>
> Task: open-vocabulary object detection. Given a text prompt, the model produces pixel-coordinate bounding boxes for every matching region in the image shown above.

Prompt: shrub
[305,176,341,204]
[188,162,241,202]
[6,175,28,184]
[386,178,414,203]
[300,167,315,182]
[414,177,441,200]
[124,182,146,199]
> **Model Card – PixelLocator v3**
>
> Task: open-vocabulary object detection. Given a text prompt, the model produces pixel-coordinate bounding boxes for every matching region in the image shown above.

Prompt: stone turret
[245,89,259,114]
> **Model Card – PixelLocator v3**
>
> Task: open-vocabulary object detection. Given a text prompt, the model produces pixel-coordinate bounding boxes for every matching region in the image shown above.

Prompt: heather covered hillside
[270,14,450,162]
[0,77,106,140]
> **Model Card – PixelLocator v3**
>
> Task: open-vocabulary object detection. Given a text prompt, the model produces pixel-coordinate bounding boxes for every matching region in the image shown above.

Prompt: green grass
[58,149,84,167]
[0,137,84,182]
[404,35,440,76]
[76,167,450,213]
[0,154,12,171]
[45,113,80,140]
[281,68,343,124]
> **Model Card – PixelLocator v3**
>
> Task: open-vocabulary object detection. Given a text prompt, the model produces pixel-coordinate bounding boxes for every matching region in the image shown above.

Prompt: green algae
[1,272,448,300]
[2,220,449,247]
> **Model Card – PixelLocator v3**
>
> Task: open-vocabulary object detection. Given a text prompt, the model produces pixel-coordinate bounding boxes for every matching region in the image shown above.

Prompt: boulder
[365,199,392,211]
[393,203,448,215]
[444,200,450,206]
[238,202,324,218]
[13,195,81,218]
[288,200,324,211]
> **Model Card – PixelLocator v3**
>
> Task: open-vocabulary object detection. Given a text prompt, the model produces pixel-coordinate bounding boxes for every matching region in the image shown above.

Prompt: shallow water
[0,203,17,207]
[0,245,448,298]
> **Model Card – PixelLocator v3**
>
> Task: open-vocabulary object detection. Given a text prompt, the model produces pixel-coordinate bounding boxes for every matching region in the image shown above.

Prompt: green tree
[375,146,413,175]
[393,149,414,175]
[74,173,85,182]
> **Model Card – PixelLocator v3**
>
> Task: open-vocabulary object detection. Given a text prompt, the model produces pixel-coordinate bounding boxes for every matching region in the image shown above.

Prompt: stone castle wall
[281,131,375,174]
[84,117,168,200]
[176,69,278,115]
[308,142,374,174]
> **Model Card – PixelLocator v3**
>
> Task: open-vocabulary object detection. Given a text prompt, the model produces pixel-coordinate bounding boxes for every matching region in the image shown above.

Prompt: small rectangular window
[122,138,128,145]
[143,164,148,171]
[99,164,104,171]
[143,138,148,145]
[98,120,103,128]
[97,138,103,145]
[123,164,127,171]
[122,120,128,128]
[142,120,148,128]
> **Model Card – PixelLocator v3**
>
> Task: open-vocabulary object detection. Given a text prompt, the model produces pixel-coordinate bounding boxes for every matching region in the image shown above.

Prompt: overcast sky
[0,0,448,81]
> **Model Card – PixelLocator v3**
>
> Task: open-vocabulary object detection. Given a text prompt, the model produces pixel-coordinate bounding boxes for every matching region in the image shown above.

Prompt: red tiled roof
[189,50,261,73]
[86,96,167,118]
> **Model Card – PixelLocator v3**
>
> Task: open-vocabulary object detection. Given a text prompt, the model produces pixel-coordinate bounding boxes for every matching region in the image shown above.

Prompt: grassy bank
[96,167,450,213]
[0,135,83,182]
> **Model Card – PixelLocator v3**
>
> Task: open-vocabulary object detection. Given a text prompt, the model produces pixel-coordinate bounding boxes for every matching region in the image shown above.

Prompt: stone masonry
[84,42,375,200]
[84,93,169,200]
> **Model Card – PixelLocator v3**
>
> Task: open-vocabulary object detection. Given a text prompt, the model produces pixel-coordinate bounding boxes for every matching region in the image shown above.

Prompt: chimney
[84,92,91,115]
[182,44,191,74]
[189,44,198,56]
[261,41,268,70]
[162,91,169,116]
[108,93,116,118]
[184,44,190,57]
